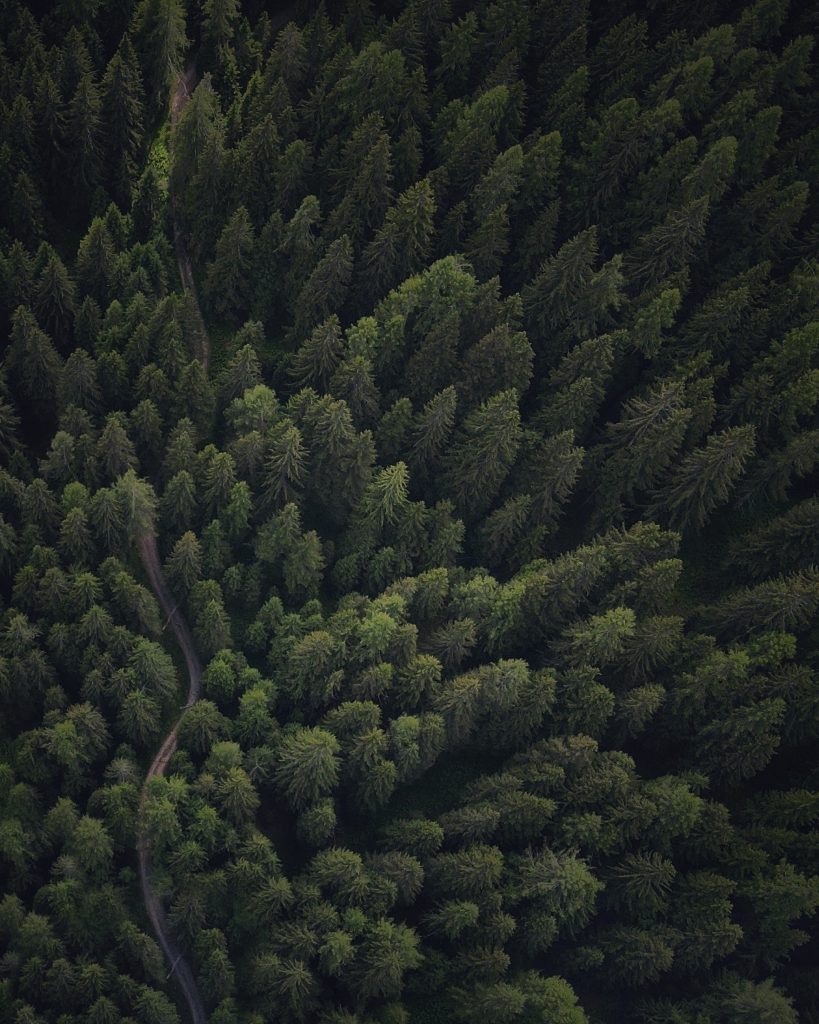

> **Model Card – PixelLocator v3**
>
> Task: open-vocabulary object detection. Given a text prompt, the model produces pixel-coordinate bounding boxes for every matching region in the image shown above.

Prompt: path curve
[137,531,207,1024]
[170,67,210,374]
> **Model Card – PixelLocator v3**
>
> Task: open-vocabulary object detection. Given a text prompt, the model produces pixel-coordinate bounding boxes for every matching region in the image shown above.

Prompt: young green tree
[274,727,341,810]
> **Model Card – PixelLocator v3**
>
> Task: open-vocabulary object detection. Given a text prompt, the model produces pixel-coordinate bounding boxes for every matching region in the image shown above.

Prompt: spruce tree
[649,425,756,530]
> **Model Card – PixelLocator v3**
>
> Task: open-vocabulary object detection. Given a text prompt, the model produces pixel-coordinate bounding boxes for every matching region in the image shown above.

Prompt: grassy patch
[147,122,171,192]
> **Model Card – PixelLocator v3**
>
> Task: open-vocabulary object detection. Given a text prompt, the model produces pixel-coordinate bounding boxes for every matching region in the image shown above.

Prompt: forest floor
[136,532,206,1024]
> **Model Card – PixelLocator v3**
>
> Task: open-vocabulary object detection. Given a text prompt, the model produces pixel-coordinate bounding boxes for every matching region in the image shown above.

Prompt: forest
[0,0,818,1022]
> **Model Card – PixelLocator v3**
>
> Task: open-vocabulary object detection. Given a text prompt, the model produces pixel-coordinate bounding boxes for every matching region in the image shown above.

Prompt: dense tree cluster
[1,0,818,1023]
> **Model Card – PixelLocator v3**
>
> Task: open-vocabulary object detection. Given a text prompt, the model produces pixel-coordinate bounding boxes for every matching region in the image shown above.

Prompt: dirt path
[136,17,298,1012]
[170,67,210,375]
[136,532,207,1024]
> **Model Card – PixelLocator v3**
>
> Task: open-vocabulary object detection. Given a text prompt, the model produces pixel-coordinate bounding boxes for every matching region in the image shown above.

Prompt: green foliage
[1,2,818,1024]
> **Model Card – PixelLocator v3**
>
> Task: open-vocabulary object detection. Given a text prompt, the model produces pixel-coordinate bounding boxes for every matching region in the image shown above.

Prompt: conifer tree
[274,727,341,810]
[649,425,756,530]
[289,316,345,392]
[441,390,521,517]
[135,0,188,110]
[101,37,145,203]
[66,73,103,198]
[7,307,63,412]
[34,252,76,345]
[293,236,354,338]
[628,196,710,287]
[206,207,255,322]
[359,179,436,299]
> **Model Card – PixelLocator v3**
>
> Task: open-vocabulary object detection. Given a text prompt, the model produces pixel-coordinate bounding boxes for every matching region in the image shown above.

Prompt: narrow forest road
[134,65,213,1024]
[170,66,210,374]
[136,532,207,1024]
[137,14,297,1011]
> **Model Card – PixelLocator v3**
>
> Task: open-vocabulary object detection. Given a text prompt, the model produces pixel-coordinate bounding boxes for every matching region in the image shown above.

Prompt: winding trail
[136,532,207,1024]
[170,66,210,374]
[137,14,298,1012]
[135,66,213,1024]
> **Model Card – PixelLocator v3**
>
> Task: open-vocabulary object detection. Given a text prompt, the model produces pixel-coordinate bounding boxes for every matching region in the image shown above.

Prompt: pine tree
[165,531,202,595]
[90,487,126,552]
[101,37,145,203]
[202,0,239,53]
[97,414,138,482]
[595,381,692,521]
[359,179,435,299]
[329,355,381,427]
[604,852,676,914]
[34,251,76,345]
[178,359,215,431]
[729,498,819,579]
[409,385,460,473]
[289,315,345,391]
[348,920,421,1002]
[218,342,262,404]
[9,172,44,248]
[274,727,341,810]
[161,469,198,532]
[293,236,354,338]
[33,72,66,190]
[216,766,259,825]
[7,306,63,412]
[262,423,307,509]
[114,470,157,536]
[135,0,188,110]
[178,699,230,755]
[464,204,511,280]
[119,689,162,747]
[705,569,819,636]
[235,122,279,232]
[597,925,675,987]
[201,449,237,518]
[206,207,255,321]
[460,324,534,409]
[441,390,521,517]
[738,429,819,506]
[75,218,115,305]
[521,430,584,530]
[326,118,394,243]
[627,196,710,288]
[649,425,756,530]
[172,72,225,198]
[66,73,103,198]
